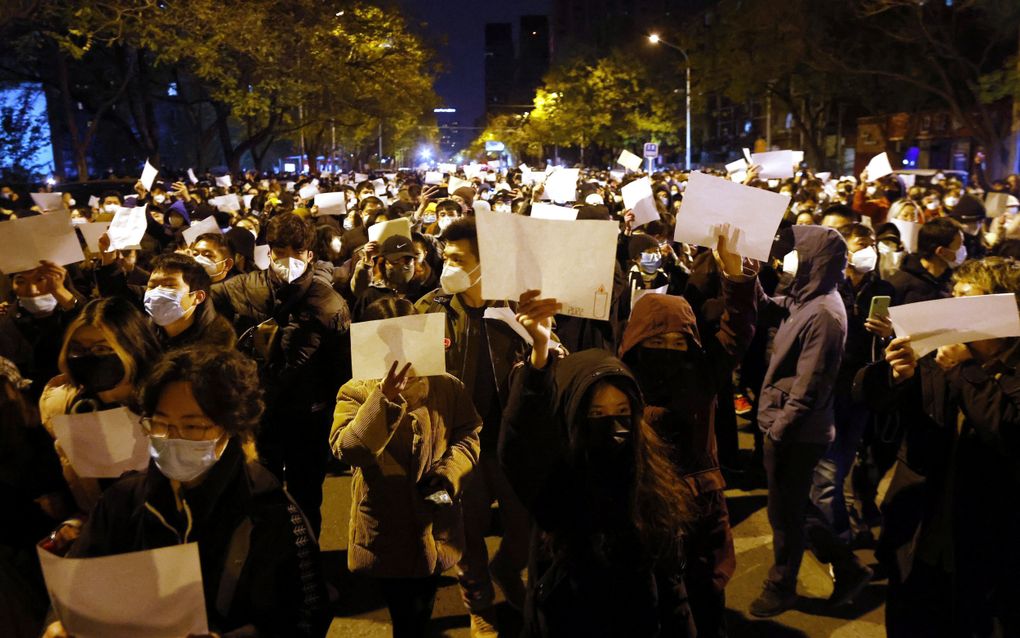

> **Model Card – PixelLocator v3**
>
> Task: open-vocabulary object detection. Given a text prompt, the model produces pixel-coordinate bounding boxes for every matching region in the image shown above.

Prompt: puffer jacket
[758,225,848,444]
[211,261,351,410]
[330,374,481,578]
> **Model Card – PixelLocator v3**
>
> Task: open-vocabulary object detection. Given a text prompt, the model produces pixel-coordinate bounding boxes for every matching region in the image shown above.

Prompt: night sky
[400,0,552,128]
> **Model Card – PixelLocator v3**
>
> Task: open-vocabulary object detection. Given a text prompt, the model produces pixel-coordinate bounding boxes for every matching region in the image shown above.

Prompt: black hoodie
[758,225,848,443]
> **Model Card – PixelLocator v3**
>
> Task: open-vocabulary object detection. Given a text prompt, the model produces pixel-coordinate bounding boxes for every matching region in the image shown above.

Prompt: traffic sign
[643,142,659,158]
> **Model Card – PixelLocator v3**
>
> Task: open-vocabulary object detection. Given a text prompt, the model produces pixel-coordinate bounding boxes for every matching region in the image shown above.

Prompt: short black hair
[918,217,961,257]
[137,346,263,437]
[361,297,416,322]
[821,204,857,222]
[266,212,313,251]
[150,252,212,293]
[193,233,232,260]
[838,222,874,242]
[442,217,478,258]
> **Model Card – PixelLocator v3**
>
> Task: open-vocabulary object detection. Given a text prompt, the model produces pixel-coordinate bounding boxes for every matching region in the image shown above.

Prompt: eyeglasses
[67,343,117,357]
[140,416,222,441]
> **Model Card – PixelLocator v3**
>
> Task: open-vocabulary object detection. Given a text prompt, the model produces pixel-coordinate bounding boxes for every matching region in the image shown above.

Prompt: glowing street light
[647,33,691,171]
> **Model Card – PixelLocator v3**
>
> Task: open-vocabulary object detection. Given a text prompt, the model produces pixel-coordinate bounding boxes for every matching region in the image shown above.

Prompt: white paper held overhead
[30,192,66,213]
[674,171,789,262]
[750,150,795,179]
[476,209,618,321]
[78,222,112,253]
[349,313,446,381]
[621,177,660,228]
[543,168,579,202]
[314,192,346,216]
[181,216,222,245]
[617,150,643,171]
[530,203,577,221]
[140,160,158,192]
[367,217,412,244]
[0,211,84,274]
[866,152,894,180]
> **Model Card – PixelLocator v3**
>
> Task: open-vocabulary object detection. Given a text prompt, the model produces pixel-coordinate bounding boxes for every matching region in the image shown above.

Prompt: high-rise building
[485,23,516,113]
[484,15,551,118]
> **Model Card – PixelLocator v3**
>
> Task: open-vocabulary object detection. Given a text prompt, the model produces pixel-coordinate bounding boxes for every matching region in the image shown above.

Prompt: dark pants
[684,489,736,638]
[764,437,828,592]
[379,576,441,638]
[258,405,332,537]
[805,395,868,571]
[886,560,954,638]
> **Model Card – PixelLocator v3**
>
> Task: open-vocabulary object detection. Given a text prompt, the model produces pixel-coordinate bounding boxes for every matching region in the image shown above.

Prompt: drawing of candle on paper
[593,285,609,320]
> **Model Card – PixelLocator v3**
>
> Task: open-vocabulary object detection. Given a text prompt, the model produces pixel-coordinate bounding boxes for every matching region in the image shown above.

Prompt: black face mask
[631,347,699,405]
[66,353,125,393]
[387,262,414,285]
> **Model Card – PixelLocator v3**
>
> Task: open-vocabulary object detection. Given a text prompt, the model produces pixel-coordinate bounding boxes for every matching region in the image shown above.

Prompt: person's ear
[193,289,207,305]
[223,257,234,273]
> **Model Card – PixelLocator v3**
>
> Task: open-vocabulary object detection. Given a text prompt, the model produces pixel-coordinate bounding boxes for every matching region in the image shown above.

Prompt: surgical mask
[330,237,343,255]
[493,203,511,214]
[639,252,662,274]
[66,353,124,393]
[343,217,354,231]
[149,436,221,483]
[67,198,76,206]
[144,286,189,326]
[18,293,58,315]
[422,212,437,225]
[153,194,166,204]
[945,243,967,268]
[104,203,119,214]
[944,196,959,208]
[850,246,877,273]
[926,201,940,211]
[437,216,453,231]
[613,195,623,204]
[270,256,307,283]
[782,249,799,276]
[440,263,479,294]
[866,186,877,197]
[194,255,225,277]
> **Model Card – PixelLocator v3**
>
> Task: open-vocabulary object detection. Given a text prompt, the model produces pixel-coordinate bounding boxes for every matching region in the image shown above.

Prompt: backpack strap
[216,516,254,619]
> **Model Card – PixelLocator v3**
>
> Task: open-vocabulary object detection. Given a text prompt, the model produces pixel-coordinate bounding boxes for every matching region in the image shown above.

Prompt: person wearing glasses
[42,346,329,638]
[39,297,162,549]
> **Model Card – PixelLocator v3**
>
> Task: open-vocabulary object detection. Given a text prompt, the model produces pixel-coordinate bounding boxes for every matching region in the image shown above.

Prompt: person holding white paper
[40,297,162,528]
[331,298,481,638]
[623,234,688,317]
[43,347,328,638]
[851,167,900,226]
[414,217,553,635]
[2,261,88,400]
[856,256,1020,638]
[209,213,351,536]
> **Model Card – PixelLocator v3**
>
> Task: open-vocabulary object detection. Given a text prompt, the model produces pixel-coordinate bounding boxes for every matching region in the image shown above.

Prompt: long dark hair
[58,297,162,388]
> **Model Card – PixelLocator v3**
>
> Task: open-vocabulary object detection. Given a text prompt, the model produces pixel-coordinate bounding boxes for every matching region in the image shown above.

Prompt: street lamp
[648,33,691,171]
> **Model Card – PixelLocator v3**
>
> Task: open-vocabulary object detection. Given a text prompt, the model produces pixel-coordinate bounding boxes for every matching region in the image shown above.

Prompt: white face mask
[943,196,959,208]
[866,186,877,197]
[104,203,119,214]
[440,262,479,294]
[153,194,166,204]
[493,203,511,214]
[437,216,453,231]
[926,201,940,211]
[850,246,877,273]
[271,256,307,283]
[782,249,799,276]
[19,293,58,316]
[342,217,354,231]
[422,212,437,224]
[67,198,76,207]
[944,243,967,268]
[144,286,190,326]
[194,254,225,278]
[330,237,343,255]
[149,436,222,482]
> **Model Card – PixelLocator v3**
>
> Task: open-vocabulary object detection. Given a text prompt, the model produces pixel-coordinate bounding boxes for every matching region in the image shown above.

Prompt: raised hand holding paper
[209,194,241,212]
[0,211,84,274]
[215,174,232,188]
[617,150,643,171]
[140,160,158,192]
[350,313,446,381]
[187,168,198,184]
[49,407,149,478]
[750,151,795,179]
[79,222,112,253]
[543,168,579,202]
[530,203,577,221]
[725,158,749,174]
[38,543,208,638]
[368,217,412,244]
[181,216,221,245]
[476,209,617,320]
[298,183,319,200]
[674,171,789,261]
[107,206,148,250]
[622,177,660,228]
[888,294,1020,358]
[866,152,894,180]
[30,192,66,213]
[314,192,346,216]
[448,176,473,194]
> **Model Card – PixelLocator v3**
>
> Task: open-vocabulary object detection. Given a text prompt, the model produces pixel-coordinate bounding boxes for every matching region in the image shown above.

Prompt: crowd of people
[0,152,1018,638]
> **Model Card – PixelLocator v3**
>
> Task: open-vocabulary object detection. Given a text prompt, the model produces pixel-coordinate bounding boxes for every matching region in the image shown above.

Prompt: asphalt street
[321,428,886,637]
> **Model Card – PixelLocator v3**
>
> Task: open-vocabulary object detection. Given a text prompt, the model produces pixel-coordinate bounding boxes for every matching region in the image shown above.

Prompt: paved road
[320,429,886,637]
